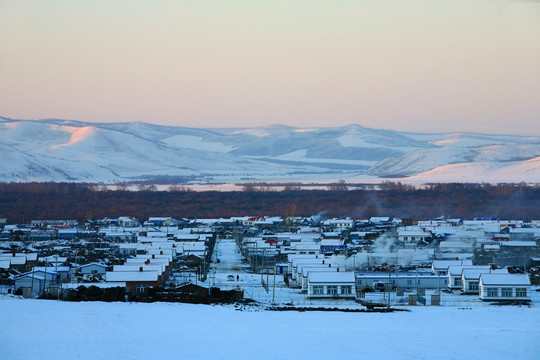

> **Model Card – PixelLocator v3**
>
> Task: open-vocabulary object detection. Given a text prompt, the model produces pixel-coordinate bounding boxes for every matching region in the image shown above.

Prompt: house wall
[14,276,43,294]
[81,264,107,275]
[480,285,531,301]
[307,283,355,298]
[125,281,160,293]
[479,285,530,301]
[461,278,480,294]
[447,274,462,289]
[356,274,447,290]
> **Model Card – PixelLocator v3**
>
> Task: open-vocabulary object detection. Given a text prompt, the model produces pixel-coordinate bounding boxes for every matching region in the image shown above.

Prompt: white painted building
[479,273,531,302]
[307,271,356,299]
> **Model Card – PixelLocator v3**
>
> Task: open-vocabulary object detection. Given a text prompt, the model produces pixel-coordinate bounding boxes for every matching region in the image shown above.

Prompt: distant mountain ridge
[1,116,540,183]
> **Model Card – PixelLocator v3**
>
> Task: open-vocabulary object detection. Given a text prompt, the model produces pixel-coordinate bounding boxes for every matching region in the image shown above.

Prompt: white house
[479,273,531,302]
[447,265,490,290]
[431,260,473,275]
[300,266,343,292]
[397,228,431,243]
[461,268,507,294]
[307,271,355,299]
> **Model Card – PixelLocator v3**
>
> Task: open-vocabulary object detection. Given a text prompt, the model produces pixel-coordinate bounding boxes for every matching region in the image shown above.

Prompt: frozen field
[1,298,539,360]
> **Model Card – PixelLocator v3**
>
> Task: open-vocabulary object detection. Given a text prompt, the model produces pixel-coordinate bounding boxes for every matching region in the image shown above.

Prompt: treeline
[0,182,539,223]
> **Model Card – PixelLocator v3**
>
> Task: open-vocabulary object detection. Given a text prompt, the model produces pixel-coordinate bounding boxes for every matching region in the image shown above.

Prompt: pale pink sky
[1,0,539,134]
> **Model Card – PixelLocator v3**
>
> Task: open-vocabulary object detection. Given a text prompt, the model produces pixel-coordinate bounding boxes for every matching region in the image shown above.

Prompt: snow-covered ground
[1,298,539,360]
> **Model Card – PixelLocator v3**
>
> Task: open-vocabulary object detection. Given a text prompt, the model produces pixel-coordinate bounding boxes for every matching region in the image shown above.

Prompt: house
[431,259,473,275]
[0,252,38,272]
[105,268,161,293]
[32,266,71,282]
[300,266,343,292]
[320,239,346,255]
[183,254,203,267]
[461,268,507,294]
[14,273,46,296]
[447,265,490,290]
[356,272,447,290]
[80,263,109,275]
[306,271,355,299]
[176,283,209,299]
[397,228,431,243]
[479,273,531,302]
[57,229,78,239]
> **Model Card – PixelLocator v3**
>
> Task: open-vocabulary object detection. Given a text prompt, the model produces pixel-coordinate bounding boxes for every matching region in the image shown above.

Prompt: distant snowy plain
[2,298,539,360]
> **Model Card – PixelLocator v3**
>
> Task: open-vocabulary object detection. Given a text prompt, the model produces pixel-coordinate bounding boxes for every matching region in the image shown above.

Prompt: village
[1,215,539,308]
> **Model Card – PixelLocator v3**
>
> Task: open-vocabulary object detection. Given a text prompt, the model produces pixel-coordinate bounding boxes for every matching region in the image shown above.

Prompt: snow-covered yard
[1,298,539,360]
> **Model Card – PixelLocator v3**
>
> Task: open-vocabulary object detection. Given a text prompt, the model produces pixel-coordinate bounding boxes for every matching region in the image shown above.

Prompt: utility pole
[388,267,391,308]
[272,264,276,303]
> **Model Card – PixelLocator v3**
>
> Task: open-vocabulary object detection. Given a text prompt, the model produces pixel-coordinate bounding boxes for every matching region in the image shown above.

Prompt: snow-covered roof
[33,266,70,273]
[320,239,345,246]
[462,268,506,280]
[500,241,537,247]
[480,273,531,286]
[15,273,45,281]
[106,270,158,282]
[448,265,490,276]
[432,260,473,270]
[307,271,355,284]
[81,263,108,269]
[301,266,340,277]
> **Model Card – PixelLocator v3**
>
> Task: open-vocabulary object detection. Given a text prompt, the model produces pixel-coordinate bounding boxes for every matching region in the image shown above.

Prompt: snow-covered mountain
[1,116,539,183]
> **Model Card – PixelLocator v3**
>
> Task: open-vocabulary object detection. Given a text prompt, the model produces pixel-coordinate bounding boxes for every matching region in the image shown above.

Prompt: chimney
[139,267,143,272]
[337,267,340,272]
[160,251,163,255]
[145,260,150,265]
[152,254,155,259]
[322,260,325,264]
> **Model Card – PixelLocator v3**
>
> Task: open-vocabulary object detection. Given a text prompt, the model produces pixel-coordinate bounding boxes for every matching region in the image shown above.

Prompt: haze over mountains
[2,116,540,184]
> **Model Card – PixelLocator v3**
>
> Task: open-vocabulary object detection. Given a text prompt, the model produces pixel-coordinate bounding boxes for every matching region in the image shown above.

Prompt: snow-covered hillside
[1,116,540,183]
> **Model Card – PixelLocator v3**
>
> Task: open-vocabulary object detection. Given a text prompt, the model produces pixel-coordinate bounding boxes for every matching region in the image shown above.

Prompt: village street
[206,237,304,303]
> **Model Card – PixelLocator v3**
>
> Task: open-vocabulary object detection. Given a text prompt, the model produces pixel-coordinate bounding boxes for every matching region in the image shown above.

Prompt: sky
[1,0,539,135]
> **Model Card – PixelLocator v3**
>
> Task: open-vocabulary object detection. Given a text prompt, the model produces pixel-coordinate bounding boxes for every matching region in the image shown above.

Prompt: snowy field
[3,238,539,359]
[1,298,539,360]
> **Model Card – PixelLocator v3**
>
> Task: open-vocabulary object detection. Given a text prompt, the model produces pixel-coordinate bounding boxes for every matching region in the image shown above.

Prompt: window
[516,288,527,297]
[136,284,148,293]
[469,281,478,291]
[327,285,338,295]
[501,288,512,297]
[312,285,324,295]
[454,278,461,286]
[486,287,498,297]
[407,279,412,286]
[341,286,352,295]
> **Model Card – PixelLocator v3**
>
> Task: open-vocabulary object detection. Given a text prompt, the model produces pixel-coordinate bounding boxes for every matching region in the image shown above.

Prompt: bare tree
[328,179,347,191]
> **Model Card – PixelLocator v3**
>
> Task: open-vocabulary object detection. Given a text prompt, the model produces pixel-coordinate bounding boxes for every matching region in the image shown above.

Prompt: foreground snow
[1,298,539,360]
